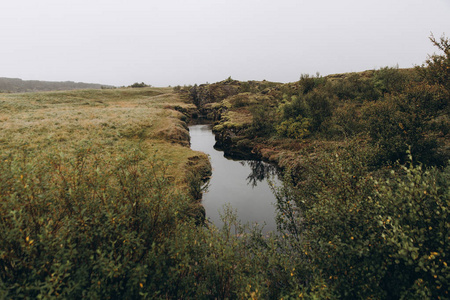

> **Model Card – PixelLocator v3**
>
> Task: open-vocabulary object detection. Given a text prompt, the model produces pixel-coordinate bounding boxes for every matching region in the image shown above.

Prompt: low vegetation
[1,36,449,299]
[0,77,114,93]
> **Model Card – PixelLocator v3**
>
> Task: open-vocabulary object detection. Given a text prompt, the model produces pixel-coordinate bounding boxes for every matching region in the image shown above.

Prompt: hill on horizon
[0,77,114,93]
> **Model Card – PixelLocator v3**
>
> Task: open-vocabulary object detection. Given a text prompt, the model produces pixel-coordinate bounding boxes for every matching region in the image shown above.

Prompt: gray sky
[1,0,449,87]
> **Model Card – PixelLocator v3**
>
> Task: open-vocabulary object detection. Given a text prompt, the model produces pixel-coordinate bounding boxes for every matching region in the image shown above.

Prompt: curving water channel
[189,124,280,232]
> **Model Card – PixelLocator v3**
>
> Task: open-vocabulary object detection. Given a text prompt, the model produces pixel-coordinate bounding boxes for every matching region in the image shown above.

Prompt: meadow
[0,87,209,186]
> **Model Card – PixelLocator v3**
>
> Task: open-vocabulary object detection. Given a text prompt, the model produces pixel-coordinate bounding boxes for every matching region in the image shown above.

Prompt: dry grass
[0,87,209,189]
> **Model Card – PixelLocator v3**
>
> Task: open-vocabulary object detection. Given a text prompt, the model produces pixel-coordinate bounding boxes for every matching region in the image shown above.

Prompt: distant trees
[0,77,113,92]
[129,82,151,88]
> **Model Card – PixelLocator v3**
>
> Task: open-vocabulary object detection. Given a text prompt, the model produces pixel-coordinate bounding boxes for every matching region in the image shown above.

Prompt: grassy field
[0,87,209,190]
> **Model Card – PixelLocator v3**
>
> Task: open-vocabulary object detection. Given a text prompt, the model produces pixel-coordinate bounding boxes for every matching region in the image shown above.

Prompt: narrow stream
[189,124,279,232]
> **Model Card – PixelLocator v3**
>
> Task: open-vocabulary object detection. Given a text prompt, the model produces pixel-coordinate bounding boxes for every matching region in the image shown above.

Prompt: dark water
[189,124,279,232]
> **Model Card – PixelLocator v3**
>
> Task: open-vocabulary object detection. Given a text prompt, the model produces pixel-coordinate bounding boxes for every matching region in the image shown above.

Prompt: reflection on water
[189,124,279,232]
[241,160,279,188]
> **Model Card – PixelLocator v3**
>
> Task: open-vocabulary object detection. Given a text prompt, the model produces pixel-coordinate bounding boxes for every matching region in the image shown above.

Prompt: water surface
[189,124,279,232]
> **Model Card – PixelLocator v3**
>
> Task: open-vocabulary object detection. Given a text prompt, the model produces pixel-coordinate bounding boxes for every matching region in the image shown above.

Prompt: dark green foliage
[327,72,381,102]
[399,82,449,118]
[322,102,364,138]
[298,74,317,94]
[273,146,450,299]
[276,74,330,138]
[130,82,150,88]
[376,161,450,299]
[278,89,333,135]
[250,102,277,136]
[360,35,450,166]
[280,94,310,120]
[418,34,450,92]
[372,65,410,95]
[208,36,449,169]
[305,90,333,132]
[363,81,447,166]
[4,143,445,298]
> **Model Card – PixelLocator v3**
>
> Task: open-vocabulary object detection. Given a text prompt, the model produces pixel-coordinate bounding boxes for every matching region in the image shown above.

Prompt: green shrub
[418,34,450,92]
[375,159,449,299]
[298,74,317,94]
[250,103,277,136]
[280,94,310,121]
[0,145,192,298]
[372,65,409,95]
[141,204,295,299]
[363,85,443,166]
[276,117,311,139]
[322,102,364,139]
[279,90,333,134]
[273,146,449,299]
[228,94,250,108]
[326,73,380,102]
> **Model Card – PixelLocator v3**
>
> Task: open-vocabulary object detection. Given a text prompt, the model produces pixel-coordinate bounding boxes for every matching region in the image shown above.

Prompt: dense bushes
[273,146,449,299]
[361,36,449,166]
[0,145,295,299]
[0,145,193,298]
[273,89,333,139]
[276,117,311,139]
[363,96,437,165]
[372,66,410,95]
[249,102,277,136]
[2,143,447,299]
[248,66,416,142]
[419,34,450,92]
[250,36,450,169]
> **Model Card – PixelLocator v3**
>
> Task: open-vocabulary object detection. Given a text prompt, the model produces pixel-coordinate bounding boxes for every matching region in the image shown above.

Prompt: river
[189,124,279,232]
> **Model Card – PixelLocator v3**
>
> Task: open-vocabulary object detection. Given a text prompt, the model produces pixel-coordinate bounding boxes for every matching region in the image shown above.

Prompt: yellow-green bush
[276,117,311,139]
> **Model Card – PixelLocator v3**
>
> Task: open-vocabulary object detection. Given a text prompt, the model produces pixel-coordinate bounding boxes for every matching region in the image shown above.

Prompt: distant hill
[0,77,115,93]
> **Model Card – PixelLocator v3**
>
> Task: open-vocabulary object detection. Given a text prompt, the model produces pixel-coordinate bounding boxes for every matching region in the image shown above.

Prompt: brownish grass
[0,87,210,191]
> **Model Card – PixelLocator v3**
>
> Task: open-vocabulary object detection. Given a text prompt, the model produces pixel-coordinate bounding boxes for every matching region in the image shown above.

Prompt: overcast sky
[1,0,449,87]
